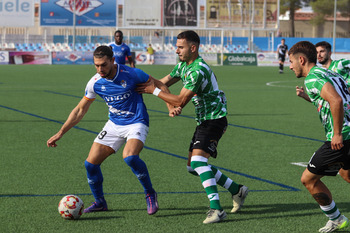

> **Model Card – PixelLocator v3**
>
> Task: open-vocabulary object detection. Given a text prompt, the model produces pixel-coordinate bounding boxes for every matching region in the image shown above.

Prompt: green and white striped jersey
[305,66,350,141]
[328,59,350,83]
[170,56,227,125]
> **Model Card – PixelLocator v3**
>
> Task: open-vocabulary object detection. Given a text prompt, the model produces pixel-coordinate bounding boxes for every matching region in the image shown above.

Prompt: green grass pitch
[0,64,349,233]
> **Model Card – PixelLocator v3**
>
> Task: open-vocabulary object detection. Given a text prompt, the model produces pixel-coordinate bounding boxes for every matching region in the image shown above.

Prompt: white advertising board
[135,51,176,65]
[257,52,290,67]
[124,0,161,27]
[0,51,9,64]
[0,0,34,27]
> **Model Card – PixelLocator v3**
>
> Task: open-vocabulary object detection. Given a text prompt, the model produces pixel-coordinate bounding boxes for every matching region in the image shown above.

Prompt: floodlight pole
[332,0,337,58]
[73,0,76,51]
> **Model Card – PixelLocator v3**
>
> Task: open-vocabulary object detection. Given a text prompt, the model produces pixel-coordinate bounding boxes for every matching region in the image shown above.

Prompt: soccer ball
[58,195,84,220]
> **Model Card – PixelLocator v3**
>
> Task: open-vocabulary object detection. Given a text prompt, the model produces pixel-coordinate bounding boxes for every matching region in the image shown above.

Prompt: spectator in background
[108,30,135,68]
[147,44,155,65]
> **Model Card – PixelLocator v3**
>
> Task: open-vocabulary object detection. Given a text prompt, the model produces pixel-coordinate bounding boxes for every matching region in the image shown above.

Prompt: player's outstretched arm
[47,98,93,147]
[296,86,311,102]
[143,76,182,117]
[160,74,181,87]
[137,76,194,108]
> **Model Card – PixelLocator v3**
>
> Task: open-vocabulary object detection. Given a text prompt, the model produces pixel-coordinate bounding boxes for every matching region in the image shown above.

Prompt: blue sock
[84,160,105,204]
[124,155,155,195]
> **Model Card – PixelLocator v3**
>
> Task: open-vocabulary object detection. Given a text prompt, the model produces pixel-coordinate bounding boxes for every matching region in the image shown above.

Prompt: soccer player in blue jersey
[47,46,176,215]
[108,30,135,67]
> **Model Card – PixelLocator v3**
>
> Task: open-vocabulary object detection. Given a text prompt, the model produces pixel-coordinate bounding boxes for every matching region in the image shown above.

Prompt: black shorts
[278,54,286,62]
[307,140,350,176]
[189,117,228,158]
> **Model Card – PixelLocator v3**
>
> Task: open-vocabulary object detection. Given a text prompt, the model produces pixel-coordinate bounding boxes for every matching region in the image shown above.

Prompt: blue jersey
[108,42,131,65]
[84,64,149,126]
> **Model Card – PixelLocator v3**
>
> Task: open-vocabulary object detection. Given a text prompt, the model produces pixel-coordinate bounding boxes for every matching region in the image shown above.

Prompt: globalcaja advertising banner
[164,0,198,27]
[9,52,52,64]
[0,0,34,27]
[124,0,161,27]
[40,0,116,27]
[51,51,93,65]
[219,53,257,66]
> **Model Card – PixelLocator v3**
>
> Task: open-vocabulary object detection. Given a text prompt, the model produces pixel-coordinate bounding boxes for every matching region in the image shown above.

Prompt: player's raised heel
[231,185,248,213]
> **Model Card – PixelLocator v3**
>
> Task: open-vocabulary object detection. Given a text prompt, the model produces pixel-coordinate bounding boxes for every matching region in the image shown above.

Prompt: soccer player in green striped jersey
[137,30,248,224]
[316,41,350,82]
[289,41,350,233]
[297,41,350,102]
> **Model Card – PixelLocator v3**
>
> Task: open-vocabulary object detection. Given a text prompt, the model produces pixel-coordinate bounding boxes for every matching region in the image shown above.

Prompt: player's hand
[136,78,156,94]
[296,86,305,97]
[169,106,182,117]
[331,134,344,150]
[296,86,312,102]
[47,133,62,147]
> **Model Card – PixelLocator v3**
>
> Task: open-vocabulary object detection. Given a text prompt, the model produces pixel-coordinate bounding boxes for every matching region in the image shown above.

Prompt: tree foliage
[310,0,350,25]
[280,0,312,37]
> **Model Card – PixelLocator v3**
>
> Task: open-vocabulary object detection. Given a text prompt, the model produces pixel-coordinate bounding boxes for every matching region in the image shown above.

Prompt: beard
[293,68,303,78]
[318,56,329,65]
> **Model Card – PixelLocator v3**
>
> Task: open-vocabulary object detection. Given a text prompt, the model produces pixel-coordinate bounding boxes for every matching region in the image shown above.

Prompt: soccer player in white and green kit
[137,30,248,224]
[290,41,350,233]
[316,41,350,82]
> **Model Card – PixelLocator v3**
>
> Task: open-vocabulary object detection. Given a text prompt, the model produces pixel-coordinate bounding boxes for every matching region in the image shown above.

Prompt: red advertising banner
[9,52,52,65]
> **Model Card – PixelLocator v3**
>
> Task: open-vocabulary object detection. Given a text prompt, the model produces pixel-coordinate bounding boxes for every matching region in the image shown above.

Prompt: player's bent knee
[187,165,198,176]
[300,174,313,187]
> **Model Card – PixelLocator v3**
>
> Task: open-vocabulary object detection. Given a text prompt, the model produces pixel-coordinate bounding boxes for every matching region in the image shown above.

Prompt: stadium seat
[8,43,15,49]
[1,42,8,49]
[89,43,96,50]
[15,43,23,51]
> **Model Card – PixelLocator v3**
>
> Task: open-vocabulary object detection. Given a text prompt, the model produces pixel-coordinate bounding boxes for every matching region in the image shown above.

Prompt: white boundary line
[266,80,300,88]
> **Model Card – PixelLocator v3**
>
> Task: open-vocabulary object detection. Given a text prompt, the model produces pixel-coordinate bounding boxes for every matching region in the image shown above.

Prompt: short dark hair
[114,30,123,37]
[288,41,317,64]
[93,45,113,59]
[177,30,200,46]
[315,41,332,52]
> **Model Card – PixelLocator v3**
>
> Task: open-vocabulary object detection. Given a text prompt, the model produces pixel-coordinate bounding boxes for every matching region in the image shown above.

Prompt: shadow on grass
[153,202,350,222]
[231,202,350,215]
[79,215,121,221]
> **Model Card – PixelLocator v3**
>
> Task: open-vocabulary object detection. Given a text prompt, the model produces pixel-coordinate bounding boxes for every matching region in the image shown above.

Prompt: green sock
[211,165,240,195]
[191,156,221,210]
